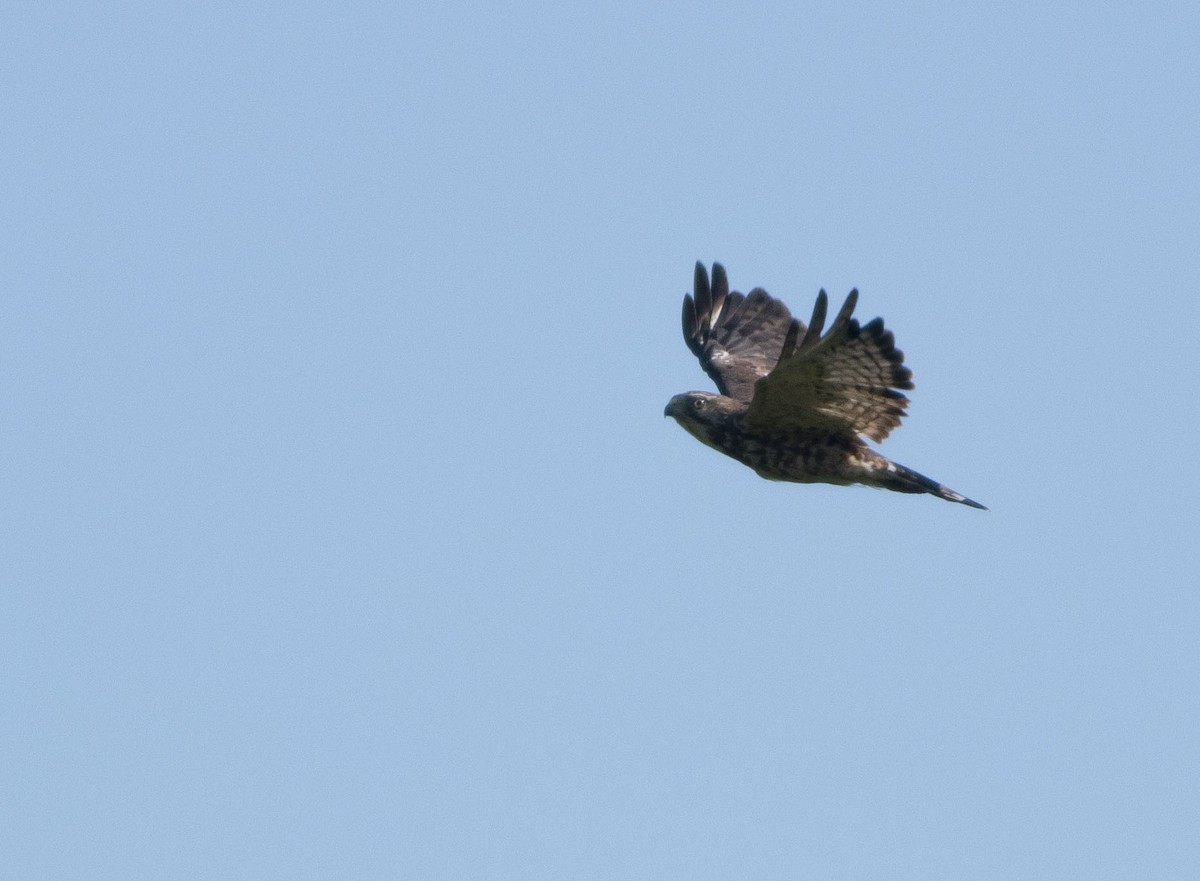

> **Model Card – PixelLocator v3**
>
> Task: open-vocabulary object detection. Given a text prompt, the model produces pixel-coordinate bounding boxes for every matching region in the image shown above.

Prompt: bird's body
[666,401,881,485]
[665,262,985,509]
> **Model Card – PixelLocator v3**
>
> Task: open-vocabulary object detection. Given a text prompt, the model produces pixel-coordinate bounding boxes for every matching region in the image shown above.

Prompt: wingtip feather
[693,262,711,319]
[682,293,700,355]
[778,318,801,363]
[799,290,828,349]
[830,289,859,334]
[710,262,728,325]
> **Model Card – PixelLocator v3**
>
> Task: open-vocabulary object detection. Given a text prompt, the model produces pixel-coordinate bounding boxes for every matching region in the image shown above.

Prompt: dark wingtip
[812,289,828,328]
[682,293,702,356]
[778,317,801,363]
[709,262,728,325]
[799,290,829,349]
[693,262,710,313]
[830,289,859,334]
[711,262,727,292]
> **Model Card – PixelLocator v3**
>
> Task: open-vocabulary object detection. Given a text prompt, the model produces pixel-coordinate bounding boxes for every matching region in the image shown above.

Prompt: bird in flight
[665,262,986,509]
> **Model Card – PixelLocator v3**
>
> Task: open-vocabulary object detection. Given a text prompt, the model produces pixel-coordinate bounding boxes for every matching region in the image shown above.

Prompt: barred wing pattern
[743,289,914,443]
[682,262,800,403]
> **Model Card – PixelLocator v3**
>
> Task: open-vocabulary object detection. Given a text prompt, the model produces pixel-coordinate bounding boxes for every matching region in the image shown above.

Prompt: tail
[877,459,987,510]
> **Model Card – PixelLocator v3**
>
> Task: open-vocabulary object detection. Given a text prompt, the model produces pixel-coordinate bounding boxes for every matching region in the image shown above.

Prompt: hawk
[665,262,986,509]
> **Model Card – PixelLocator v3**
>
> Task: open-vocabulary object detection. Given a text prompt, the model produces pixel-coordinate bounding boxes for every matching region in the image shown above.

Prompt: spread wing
[743,289,915,442]
[682,262,801,402]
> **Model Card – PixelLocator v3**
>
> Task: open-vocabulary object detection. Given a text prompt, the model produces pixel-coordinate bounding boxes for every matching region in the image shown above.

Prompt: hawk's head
[664,392,744,452]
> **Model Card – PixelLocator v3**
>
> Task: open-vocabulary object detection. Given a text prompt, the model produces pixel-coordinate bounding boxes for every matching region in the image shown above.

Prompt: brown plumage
[666,262,986,509]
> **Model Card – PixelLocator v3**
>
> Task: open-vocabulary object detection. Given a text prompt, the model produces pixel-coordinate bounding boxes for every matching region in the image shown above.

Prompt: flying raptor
[665,262,986,509]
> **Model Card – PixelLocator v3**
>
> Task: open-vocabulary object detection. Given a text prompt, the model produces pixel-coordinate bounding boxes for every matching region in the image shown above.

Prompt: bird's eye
[692,398,706,411]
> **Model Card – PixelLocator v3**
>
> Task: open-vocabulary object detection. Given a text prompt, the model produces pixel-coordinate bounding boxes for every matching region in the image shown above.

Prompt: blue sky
[4,1,1198,878]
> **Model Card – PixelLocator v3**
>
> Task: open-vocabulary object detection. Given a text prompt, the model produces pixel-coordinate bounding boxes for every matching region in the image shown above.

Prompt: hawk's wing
[743,289,914,443]
[682,262,801,402]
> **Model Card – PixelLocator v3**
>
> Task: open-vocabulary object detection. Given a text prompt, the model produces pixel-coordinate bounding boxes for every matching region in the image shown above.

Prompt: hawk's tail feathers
[880,460,988,510]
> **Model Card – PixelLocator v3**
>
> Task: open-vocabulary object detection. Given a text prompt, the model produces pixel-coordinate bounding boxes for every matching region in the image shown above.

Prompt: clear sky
[4,1,1198,878]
